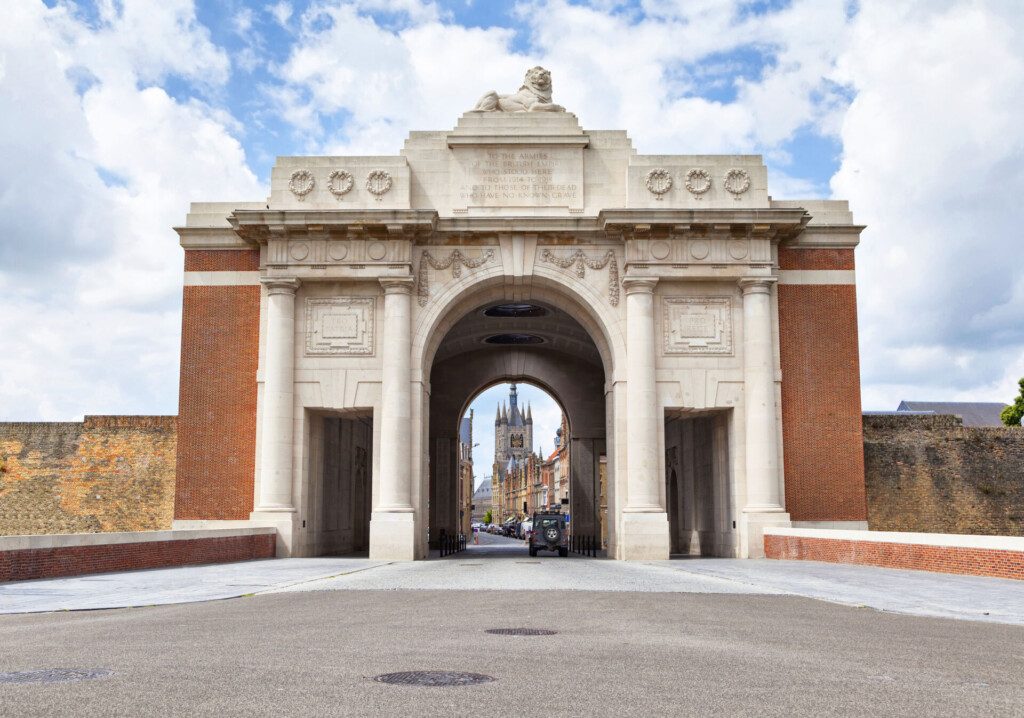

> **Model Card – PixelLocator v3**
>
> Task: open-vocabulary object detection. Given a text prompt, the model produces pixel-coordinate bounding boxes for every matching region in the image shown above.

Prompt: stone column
[369,277,417,560]
[251,278,300,556]
[619,277,669,560]
[739,278,790,557]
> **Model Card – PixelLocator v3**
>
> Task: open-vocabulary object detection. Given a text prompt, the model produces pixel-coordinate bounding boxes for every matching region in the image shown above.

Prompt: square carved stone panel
[663,296,733,355]
[305,297,375,356]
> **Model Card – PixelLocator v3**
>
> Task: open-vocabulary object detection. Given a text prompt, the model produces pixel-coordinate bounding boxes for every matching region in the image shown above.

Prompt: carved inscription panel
[305,297,375,356]
[450,146,583,210]
[663,297,733,355]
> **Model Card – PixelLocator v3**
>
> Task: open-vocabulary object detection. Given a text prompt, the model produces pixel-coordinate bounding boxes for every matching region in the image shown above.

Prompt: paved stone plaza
[1,569,1022,716]
[2,532,1024,715]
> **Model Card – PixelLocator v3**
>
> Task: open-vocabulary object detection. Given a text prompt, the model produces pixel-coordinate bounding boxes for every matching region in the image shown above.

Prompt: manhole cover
[373,671,494,687]
[485,628,558,636]
[0,669,112,685]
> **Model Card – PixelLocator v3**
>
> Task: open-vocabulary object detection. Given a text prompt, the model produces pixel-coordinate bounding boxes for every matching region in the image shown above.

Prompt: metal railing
[570,534,599,557]
[439,532,467,557]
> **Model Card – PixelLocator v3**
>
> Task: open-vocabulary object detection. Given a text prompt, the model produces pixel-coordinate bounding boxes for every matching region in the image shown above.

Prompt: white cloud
[270,0,851,159]
[832,0,1024,408]
[0,0,263,420]
[267,1,293,28]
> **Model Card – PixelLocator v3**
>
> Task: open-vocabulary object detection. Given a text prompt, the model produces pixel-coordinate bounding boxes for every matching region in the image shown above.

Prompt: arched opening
[426,297,608,557]
[459,381,573,555]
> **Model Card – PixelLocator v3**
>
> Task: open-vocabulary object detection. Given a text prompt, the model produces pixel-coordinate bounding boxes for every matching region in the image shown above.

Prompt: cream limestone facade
[174,80,864,561]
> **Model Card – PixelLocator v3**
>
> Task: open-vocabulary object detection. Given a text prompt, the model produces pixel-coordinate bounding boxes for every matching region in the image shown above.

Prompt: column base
[618,511,670,560]
[369,511,417,560]
[742,508,791,559]
[249,509,298,557]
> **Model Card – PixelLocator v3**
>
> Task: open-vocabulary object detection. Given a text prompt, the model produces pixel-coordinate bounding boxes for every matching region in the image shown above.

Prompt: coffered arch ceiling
[429,301,606,441]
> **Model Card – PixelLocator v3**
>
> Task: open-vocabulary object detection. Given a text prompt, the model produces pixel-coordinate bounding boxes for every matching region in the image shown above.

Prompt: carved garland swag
[539,248,620,306]
[416,249,496,306]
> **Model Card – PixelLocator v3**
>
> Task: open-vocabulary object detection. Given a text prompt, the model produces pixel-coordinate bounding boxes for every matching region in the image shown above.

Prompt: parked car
[529,511,568,557]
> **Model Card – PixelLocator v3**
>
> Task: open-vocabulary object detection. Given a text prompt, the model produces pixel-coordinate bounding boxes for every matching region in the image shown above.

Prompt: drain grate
[373,671,494,687]
[0,669,112,685]
[485,628,558,636]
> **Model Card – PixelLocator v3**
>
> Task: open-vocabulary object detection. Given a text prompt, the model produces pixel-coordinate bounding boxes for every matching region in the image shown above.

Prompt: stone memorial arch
[172,69,868,561]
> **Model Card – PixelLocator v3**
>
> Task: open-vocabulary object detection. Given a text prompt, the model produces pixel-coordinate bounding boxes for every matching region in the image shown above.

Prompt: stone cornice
[214,206,865,252]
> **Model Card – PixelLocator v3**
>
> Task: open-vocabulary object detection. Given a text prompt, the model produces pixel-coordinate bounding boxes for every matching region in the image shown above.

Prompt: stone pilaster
[619,277,669,560]
[250,277,300,555]
[739,277,791,557]
[369,277,417,560]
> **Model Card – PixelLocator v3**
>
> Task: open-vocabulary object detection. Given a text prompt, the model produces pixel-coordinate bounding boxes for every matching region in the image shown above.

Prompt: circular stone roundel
[685,168,712,195]
[327,169,354,197]
[367,241,387,261]
[650,241,671,260]
[328,241,349,261]
[728,239,749,260]
[288,169,315,201]
[689,240,711,260]
[644,168,673,199]
[290,242,310,261]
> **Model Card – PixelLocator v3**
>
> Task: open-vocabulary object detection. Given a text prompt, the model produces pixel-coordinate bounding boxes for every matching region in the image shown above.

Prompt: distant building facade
[458,411,473,535]
[471,481,492,523]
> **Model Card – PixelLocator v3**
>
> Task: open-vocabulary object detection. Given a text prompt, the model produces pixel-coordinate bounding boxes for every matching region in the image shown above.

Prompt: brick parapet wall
[765,530,1024,581]
[0,529,275,582]
[0,417,176,536]
[864,414,1024,535]
[778,275,867,521]
[176,247,261,521]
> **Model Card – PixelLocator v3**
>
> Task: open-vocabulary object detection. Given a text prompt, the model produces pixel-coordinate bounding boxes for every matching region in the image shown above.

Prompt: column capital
[738,277,777,295]
[261,277,300,295]
[379,277,415,295]
[622,277,659,295]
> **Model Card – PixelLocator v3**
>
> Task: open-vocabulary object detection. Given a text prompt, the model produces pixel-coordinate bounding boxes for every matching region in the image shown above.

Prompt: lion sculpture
[472,66,565,113]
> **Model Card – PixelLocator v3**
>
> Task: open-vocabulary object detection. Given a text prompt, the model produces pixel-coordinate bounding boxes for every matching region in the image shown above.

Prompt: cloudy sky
[2,1,1022,456]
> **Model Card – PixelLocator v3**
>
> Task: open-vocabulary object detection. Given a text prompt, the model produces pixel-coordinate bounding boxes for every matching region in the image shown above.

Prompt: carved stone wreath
[723,168,751,197]
[327,169,354,197]
[685,168,712,195]
[644,168,673,199]
[366,170,393,199]
[540,248,620,306]
[288,169,315,201]
[417,249,495,306]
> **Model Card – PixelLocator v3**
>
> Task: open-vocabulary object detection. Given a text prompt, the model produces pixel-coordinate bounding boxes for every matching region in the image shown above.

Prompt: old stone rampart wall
[864,414,1024,536]
[0,416,176,536]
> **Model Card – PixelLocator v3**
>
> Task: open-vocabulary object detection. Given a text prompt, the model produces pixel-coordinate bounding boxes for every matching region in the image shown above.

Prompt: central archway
[422,281,614,556]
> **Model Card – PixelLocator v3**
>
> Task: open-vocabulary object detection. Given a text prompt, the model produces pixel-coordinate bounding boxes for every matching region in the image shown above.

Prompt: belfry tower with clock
[493,383,533,474]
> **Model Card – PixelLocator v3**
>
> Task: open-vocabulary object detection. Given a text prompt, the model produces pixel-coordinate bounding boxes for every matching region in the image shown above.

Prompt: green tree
[483,509,493,524]
[1002,377,1024,426]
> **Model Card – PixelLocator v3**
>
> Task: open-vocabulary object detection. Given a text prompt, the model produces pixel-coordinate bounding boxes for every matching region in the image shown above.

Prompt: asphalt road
[1,589,1022,717]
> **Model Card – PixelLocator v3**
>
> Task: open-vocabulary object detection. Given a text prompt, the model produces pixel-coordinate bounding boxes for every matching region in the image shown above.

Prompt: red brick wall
[765,534,1024,581]
[778,246,855,270]
[175,249,260,520]
[0,534,275,582]
[777,248,866,521]
[184,249,260,272]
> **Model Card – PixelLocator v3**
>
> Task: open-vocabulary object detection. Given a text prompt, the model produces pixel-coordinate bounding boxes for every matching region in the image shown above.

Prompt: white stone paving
[1,549,1022,624]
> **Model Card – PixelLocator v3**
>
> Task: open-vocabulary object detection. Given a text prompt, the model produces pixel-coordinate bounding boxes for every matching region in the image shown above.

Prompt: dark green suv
[529,511,568,557]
